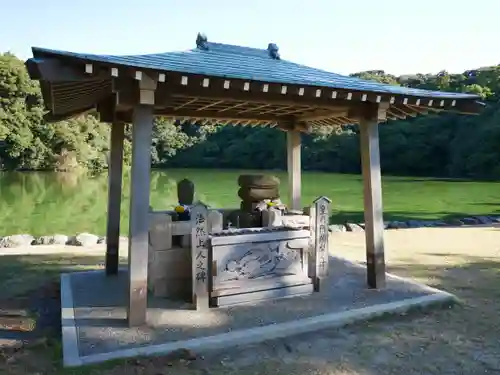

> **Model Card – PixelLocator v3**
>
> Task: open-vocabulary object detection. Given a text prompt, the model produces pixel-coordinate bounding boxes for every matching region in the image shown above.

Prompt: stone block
[148,245,192,301]
[180,235,191,248]
[149,213,172,251]
[208,210,224,233]
[153,277,192,300]
[262,208,282,227]
[171,221,191,236]
[149,247,191,278]
[282,214,309,228]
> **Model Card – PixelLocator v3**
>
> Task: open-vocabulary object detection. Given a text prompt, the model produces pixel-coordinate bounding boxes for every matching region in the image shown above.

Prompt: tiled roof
[31,41,479,100]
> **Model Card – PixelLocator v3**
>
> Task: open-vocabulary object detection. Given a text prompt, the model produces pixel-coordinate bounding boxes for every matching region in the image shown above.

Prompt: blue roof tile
[32,42,479,100]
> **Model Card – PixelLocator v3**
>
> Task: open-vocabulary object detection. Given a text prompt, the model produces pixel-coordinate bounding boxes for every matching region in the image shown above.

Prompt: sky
[2,0,499,76]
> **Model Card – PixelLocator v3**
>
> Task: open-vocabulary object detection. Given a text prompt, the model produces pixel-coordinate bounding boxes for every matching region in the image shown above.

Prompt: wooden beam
[405,104,430,115]
[287,127,301,210]
[359,104,386,289]
[158,108,289,123]
[391,105,418,117]
[105,122,125,276]
[25,57,108,82]
[113,74,483,118]
[97,93,118,123]
[127,105,154,326]
[161,79,351,111]
[42,106,95,123]
[298,108,350,121]
[386,108,406,120]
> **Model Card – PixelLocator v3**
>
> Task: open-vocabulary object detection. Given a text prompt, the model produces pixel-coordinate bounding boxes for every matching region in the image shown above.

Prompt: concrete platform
[61,256,457,367]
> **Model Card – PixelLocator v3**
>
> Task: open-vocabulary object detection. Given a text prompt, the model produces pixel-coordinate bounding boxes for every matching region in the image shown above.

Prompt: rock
[345,223,364,232]
[238,187,279,201]
[33,234,68,245]
[432,220,448,227]
[386,222,397,229]
[462,217,478,225]
[53,234,69,245]
[237,174,280,189]
[0,234,35,248]
[72,233,99,246]
[474,216,492,225]
[328,224,346,232]
[387,221,408,229]
[97,236,106,244]
[448,219,464,226]
[406,220,423,228]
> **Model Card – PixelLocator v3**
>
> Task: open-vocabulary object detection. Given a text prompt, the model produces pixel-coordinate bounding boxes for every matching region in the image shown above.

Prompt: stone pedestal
[148,246,192,299]
[147,209,224,301]
[148,212,192,300]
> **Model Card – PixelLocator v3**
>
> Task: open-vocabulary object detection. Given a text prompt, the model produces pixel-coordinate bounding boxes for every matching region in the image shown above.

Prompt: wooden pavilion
[25,34,482,327]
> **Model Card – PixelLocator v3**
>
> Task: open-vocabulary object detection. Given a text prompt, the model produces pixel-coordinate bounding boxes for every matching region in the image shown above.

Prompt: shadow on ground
[193,254,500,374]
[0,254,126,361]
[1,253,499,374]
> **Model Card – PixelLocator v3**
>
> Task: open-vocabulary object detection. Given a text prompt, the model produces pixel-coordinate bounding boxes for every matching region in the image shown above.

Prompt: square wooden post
[127,105,154,326]
[359,104,387,289]
[287,129,301,211]
[105,121,125,276]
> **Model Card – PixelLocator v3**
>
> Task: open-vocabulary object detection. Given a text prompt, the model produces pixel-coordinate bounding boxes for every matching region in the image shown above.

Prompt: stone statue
[177,178,195,206]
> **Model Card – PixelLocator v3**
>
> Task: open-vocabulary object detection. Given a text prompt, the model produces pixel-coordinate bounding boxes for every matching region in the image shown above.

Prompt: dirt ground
[1,226,500,375]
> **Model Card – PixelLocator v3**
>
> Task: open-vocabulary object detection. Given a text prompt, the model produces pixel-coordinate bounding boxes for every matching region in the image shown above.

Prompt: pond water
[1,169,499,236]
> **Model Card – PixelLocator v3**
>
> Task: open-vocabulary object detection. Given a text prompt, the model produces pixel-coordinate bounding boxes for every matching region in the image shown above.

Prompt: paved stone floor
[68,256,447,359]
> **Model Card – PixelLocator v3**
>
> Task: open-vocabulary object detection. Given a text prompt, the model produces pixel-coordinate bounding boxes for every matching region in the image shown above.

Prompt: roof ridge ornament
[196,33,209,51]
[267,43,280,60]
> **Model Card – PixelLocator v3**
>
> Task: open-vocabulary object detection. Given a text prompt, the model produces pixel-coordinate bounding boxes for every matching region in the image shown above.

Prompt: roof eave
[26,47,484,121]
[28,47,481,102]
[25,56,104,82]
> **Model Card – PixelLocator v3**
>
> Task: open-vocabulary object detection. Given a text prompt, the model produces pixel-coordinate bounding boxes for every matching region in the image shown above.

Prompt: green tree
[2,51,500,180]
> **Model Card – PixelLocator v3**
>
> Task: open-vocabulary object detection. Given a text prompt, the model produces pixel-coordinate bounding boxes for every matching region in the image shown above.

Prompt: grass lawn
[2,170,500,235]
[1,226,500,374]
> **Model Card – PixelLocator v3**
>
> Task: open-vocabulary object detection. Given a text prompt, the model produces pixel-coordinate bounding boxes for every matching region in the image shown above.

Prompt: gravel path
[0,238,129,256]
[3,226,500,374]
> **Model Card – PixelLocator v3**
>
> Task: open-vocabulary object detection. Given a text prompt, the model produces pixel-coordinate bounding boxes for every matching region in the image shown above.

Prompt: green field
[1,169,500,236]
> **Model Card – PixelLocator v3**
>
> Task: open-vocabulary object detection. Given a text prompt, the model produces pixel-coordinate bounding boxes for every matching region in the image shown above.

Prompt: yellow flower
[175,205,185,213]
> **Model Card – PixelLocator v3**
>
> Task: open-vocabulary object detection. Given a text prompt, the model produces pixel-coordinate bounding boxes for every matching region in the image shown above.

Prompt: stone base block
[152,277,192,300]
[180,235,190,248]
[148,246,191,300]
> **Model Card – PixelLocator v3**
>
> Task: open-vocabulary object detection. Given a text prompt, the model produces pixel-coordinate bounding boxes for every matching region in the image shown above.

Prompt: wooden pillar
[287,129,301,211]
[359,104,387,289]
[105,122,125,276]
[127,104,154,326]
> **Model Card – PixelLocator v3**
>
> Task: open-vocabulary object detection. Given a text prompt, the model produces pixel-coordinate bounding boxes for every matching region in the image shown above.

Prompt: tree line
[1,52,500,179]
